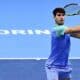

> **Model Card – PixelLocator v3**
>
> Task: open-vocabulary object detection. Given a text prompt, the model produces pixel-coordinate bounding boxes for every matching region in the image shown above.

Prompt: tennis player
[45,7,80,80]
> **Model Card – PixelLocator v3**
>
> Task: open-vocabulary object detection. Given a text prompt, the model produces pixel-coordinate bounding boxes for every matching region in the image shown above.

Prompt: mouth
[60,20,64,22]
[58,20,64,25]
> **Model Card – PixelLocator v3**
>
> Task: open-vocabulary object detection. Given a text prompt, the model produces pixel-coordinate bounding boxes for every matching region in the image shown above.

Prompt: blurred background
[0,0,80,58]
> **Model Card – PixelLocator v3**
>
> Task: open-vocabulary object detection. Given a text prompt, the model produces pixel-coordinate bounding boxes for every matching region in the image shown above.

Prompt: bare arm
[70,33,80,38]
[64,26,80,38]
[64,26,80,34]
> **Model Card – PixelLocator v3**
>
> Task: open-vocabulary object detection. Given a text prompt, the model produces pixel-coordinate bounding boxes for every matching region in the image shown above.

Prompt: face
[54,12,65,25]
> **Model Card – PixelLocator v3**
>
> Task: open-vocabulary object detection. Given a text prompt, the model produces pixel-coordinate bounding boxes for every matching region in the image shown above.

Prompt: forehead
[56,12,64,15]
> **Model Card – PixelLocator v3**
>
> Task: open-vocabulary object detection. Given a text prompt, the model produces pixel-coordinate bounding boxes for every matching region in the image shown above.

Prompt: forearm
[70,33,80,38]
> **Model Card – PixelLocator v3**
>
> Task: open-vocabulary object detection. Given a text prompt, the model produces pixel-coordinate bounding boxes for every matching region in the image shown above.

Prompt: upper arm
[64,27,80,38]
[64,26,80,34]
[53,26,80,36]
[64,27,73,34]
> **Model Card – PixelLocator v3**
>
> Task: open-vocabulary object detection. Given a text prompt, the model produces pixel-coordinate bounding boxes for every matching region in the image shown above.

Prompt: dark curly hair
[53,8,65,16]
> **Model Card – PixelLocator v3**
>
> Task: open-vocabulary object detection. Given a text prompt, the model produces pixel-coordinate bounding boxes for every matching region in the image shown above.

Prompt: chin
[58,23,64,25]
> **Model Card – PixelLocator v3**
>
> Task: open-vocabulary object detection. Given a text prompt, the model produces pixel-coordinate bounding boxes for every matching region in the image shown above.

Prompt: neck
[55,24,64,26]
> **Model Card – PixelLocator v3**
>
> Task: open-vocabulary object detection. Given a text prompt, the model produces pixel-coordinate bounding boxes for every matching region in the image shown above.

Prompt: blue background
[0,0,80,58]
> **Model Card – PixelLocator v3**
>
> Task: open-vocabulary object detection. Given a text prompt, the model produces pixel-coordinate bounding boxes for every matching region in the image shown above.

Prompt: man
[45,7,80,80]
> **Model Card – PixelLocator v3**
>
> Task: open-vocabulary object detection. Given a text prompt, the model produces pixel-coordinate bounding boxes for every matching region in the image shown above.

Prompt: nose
[60,15,64,20]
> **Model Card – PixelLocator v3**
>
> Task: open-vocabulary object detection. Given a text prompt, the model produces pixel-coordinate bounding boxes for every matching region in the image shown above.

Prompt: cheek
[55,17,60,21]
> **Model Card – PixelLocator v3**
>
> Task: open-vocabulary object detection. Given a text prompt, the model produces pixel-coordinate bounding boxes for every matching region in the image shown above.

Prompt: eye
[57,14,61,16]
[57,14,64,16]
[57,13,64,16]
